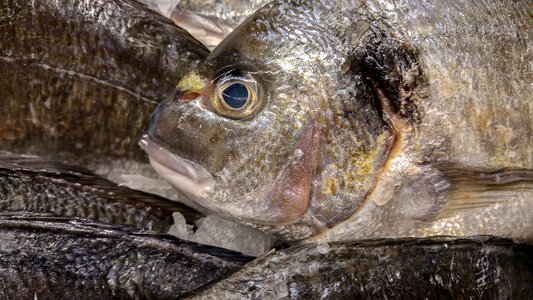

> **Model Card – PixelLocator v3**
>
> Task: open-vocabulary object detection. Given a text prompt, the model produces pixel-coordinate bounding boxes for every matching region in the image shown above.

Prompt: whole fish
[171,0,271,49]
[0,0,208,176]
[142,0,533,242]
[187,237,533,299]
[0,153,202,231]
[0,211,253,299]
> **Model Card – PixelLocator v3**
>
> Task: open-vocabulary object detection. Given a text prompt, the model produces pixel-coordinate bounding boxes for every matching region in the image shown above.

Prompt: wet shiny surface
[0,211,253,299]
[188,237,533,299]
[0,0,208,171]
[0,152,203,231]
[147,0,533,242]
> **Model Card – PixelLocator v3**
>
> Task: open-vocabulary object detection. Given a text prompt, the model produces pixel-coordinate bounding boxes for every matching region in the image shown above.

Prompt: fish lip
[138,134,215,199]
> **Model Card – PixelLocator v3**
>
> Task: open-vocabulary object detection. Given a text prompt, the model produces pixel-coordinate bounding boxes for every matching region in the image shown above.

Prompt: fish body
[0,0,208,175]
[143,0,533,242]
[187,237,533,299]
[0,153,202,231]
[171,0,271,49]
[0,212,253,299]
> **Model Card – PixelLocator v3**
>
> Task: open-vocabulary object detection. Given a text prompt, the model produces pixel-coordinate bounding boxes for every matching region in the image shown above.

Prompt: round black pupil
[222,83,248,109]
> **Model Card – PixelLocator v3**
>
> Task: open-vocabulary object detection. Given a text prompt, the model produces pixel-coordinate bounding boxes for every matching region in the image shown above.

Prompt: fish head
[142,2,395,241]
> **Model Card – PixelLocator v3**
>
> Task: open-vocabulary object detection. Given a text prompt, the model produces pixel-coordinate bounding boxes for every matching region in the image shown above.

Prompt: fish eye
[211,73,261,119]
[221,82,248,109]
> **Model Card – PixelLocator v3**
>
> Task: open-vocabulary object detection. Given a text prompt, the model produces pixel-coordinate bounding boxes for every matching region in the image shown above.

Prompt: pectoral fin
[432,164,533,220]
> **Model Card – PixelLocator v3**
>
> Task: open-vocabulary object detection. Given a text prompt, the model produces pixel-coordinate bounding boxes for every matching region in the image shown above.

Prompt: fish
[0,0,208,181]
[0,211,253,299]
[0,152,202,232]
[186,236,533,299]
[141,0,533,243]
[171,0,271,49]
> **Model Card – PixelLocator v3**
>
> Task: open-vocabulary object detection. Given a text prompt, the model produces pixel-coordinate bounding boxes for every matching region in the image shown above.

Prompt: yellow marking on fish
[357,133,387,176]
[324,178,337,195]
[177,71,207,92]
[367,122,408,207]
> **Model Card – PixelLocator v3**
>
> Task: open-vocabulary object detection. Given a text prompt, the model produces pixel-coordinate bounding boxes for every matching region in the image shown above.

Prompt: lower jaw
[148,156,214,203]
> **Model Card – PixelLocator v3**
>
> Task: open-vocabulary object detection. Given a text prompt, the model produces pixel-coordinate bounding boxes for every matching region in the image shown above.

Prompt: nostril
[175,91,201,103]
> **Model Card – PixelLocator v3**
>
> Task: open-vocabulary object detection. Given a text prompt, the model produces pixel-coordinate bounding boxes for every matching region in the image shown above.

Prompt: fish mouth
[139,135,215,201]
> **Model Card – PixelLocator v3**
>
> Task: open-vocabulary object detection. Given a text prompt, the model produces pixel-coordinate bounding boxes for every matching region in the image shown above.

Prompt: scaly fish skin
[187,237,533,299]
[0,212,253,299]
[143,0,533,242]
[0,153,202,232]
[0,0,208,172]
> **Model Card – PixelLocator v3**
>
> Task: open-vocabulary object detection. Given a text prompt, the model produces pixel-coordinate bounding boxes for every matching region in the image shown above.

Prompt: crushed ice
[169,212,276,257]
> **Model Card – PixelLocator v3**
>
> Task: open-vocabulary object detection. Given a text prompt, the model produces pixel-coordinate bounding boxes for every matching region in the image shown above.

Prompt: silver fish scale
[363,0,533,168]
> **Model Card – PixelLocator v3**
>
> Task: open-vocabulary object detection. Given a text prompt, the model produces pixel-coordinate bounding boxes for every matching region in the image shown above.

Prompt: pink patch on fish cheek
[270,120,319,224]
